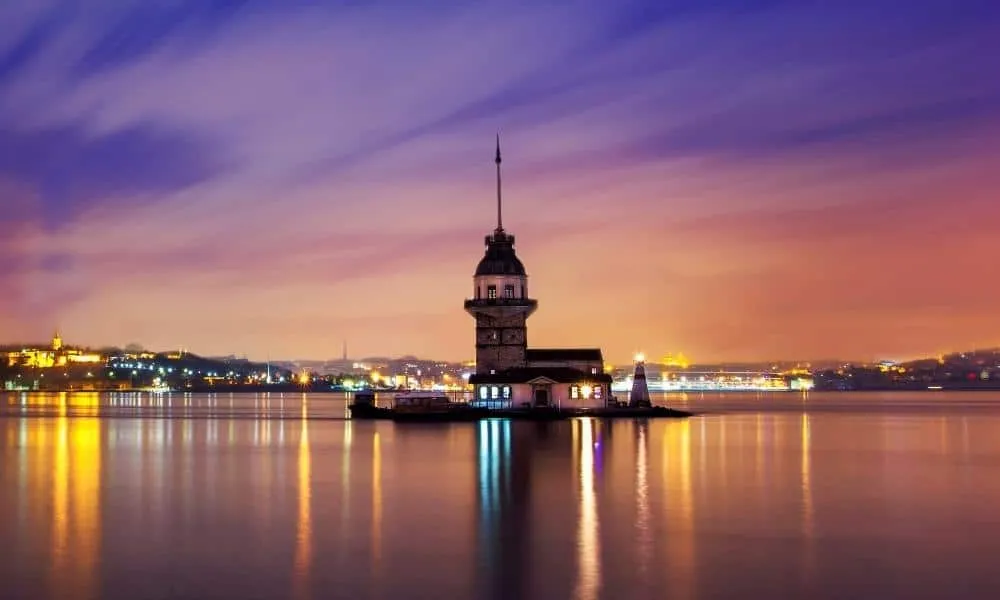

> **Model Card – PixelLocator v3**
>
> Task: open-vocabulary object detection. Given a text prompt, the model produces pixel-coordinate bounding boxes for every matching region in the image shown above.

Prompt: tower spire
[495,132,503,233]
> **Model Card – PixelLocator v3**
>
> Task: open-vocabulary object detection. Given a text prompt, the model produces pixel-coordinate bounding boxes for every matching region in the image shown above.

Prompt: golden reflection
[801,413,813,536]
[51,414,102,599]
[574,418,600,600]
[755,413,763,486]
[679,420,692,522]
[72,418,101,595]
[293,403,312,595]
[16,392,101,417]
[15,421,27,523]
[635,423,651,577]
[372,431,383,571]
[800,413,816,581]
[664,421,693,523]
[53,412,69,571]
[662,420,694,600]
[572,418,580,473]
[718,418,727,476]
[342,422,353,527]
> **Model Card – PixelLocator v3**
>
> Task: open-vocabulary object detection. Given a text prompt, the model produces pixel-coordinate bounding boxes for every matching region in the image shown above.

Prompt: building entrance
[533,387,549,407]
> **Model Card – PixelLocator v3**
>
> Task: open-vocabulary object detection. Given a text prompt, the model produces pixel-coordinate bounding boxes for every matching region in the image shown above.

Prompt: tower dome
[474,230,526,277]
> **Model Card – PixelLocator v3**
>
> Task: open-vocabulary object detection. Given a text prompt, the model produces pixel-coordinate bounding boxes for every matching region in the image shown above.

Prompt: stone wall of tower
[476,345,527,374]
[474,313,528,374]
[496,341,527,368]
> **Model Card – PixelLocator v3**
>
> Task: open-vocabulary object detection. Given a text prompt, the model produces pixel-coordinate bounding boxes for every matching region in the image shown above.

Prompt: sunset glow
[2,1,998,363]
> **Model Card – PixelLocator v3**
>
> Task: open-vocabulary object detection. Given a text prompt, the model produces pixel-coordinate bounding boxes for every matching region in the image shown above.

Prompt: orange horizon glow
[2,3,998,365]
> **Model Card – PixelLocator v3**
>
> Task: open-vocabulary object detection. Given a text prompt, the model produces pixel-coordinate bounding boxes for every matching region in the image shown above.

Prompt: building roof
[526,348,604,362]
[469,366,612,385]
[474,230,526,277]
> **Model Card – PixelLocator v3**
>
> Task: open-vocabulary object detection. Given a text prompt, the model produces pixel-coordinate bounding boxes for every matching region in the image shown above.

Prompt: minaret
[464,136,538,375]
[629,354,652,407]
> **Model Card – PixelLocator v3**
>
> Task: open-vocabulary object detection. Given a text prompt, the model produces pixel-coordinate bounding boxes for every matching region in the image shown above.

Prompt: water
[2,391,1000,599]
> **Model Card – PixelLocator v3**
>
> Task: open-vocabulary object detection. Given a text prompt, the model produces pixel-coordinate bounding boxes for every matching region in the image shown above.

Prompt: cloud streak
[1,0,998,362]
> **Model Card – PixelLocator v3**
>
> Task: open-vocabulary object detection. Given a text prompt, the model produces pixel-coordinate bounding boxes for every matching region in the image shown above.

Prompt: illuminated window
[570,385,579,399]
[593,386,603,399]
[487,285,497,299]
[502,386,511,399]
[591,367,598,374]
[479,386,488,400]
[491,386,499,399]
[504,284,514,298]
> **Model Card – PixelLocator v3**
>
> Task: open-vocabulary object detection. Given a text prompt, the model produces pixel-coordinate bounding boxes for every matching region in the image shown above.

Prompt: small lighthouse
[629,353,652,407]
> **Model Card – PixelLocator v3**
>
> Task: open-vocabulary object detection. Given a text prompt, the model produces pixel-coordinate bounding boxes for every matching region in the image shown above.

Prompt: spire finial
[495,132,503,232]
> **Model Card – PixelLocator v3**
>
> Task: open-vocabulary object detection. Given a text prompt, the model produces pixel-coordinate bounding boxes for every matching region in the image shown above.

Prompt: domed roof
[475,230,526,277]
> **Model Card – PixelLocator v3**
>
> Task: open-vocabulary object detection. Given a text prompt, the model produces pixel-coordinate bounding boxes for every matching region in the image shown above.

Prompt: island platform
[348,391,691,422]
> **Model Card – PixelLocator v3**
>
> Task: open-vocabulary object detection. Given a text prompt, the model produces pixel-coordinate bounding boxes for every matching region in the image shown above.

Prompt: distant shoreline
[7,386,1000,394]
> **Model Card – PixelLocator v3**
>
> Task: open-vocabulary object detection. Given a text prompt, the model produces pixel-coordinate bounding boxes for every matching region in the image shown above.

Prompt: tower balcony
[464,297,538,308]
[464,297,538,318]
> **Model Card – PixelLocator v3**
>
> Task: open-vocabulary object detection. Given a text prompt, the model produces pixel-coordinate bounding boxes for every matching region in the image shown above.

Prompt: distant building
[465,138,612,408]
[6,332,103,369]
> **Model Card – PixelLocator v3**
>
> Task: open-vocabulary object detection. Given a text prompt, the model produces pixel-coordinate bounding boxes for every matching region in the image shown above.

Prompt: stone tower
[464,136,537,375]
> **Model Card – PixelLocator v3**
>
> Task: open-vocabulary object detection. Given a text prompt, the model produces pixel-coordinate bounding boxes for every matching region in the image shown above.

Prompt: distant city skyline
[2,1,999,364]
[3,330,994,369]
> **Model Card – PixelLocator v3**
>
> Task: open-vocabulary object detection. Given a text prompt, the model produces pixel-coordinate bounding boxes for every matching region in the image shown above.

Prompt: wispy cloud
[1,0,998,361]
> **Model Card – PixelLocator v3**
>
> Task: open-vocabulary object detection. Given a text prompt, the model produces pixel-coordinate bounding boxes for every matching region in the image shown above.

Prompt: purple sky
[2,0,999,363]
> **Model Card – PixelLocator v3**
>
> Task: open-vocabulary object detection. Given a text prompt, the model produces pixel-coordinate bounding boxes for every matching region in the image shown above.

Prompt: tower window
[504,284,514,298]
[520,285,524,298]
[487,285,497,299]
[476,286,481,299]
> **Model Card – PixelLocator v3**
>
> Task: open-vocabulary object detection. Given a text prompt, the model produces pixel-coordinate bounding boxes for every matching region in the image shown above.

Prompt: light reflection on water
[634,421,651,579]
[292,398,311,598]
[663,419,695,600]
[371,430,382,573]
[575,418,600,600]
[2,391,1000,599]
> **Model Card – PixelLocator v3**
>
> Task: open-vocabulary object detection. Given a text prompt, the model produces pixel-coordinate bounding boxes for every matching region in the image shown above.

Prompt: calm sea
[2,391,1000,600]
